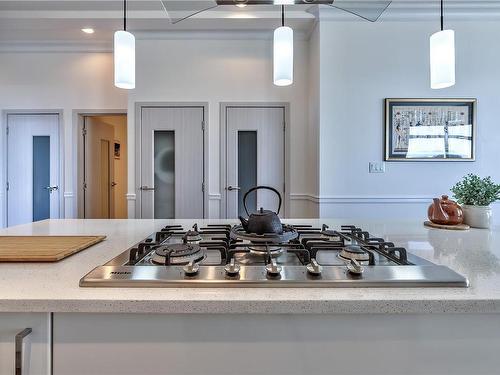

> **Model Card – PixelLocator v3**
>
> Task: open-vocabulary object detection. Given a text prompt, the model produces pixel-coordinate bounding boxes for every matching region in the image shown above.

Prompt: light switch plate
[369,162,386,173]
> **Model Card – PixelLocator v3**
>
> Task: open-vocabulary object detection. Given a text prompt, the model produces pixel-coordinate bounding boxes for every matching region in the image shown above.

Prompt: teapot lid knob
[259,207,264,213]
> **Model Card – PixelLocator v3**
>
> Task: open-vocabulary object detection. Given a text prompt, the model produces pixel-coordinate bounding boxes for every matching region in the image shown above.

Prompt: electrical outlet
[369,162,386,174]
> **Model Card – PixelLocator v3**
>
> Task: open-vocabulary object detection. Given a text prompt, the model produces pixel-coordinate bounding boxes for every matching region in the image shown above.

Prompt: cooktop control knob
[266,259,282,277]
[183,260,200,276]
[346,259,364,275]
[224,258,241,276]
[306,259,323,276]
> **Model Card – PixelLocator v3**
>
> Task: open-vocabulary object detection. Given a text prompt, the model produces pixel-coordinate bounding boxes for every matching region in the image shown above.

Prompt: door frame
[1,109,64,227]
[134,102,209,219]
[219,102,290,219]
[73,109,127,219]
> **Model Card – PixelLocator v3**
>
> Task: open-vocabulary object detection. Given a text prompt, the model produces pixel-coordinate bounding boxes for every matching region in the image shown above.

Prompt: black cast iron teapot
[239,186,283,235]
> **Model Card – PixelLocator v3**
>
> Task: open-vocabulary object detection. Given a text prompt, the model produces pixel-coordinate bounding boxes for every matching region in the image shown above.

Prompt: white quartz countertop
[1,219,500,314]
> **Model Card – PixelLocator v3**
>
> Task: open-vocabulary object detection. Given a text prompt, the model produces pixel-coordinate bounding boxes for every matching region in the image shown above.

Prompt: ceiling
[0,1,497,45]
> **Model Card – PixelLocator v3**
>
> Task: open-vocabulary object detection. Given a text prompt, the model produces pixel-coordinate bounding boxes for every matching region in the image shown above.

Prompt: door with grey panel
[7,114,60,227]
[225,107,285,219]
[140,107,204,219]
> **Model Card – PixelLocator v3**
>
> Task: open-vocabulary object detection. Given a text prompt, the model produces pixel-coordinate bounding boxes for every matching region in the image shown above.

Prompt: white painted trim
[319,1,500,22]
[134,30,310,41]
[0,31,310,52]
[126,194,136,201]
[290,194,434,204]
[209,193,222,201]
[0,41,113,53]
[63,192,75,199]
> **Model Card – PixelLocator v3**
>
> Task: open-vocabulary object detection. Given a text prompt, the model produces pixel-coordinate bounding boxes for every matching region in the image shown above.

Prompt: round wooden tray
[424,221,470,231]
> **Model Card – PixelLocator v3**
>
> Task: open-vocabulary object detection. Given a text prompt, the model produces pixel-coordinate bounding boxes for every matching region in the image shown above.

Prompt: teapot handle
[243,186,282,216]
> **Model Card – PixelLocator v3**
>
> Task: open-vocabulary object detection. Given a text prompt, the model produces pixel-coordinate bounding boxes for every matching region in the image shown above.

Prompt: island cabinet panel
[53,313,500,375]
[0,313,51,375]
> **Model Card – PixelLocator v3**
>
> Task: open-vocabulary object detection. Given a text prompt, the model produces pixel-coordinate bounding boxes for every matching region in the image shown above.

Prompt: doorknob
[45,185,59,193]
[140,186,156,191]
[111,182,117,187]
[227,186,241,191]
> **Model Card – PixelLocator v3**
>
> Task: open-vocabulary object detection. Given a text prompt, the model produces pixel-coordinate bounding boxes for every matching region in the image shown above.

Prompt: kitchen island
[1,219,500,374]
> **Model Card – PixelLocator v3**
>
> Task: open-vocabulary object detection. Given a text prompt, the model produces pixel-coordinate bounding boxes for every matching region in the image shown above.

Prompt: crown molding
[319,1,500,22]
[0,29,310,52]
[0,40,112,52]
[134,29,309,41]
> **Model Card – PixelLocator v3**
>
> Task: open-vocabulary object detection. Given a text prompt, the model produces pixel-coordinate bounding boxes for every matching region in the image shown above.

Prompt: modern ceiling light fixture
[430,0,455,89]
[273,5,293,87]
[114,0,135,90]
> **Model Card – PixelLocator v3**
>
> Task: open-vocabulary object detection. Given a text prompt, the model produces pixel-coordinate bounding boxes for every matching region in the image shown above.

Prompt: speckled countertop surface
[0,219,499,314]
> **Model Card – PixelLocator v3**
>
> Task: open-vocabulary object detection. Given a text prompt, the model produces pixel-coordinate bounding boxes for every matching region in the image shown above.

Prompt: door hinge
[201,120,205,132]
[6,126,9,135]
[82,128,87,136]
[283,183,286,193]
[6,182,9,191]
[83,182,87,190]
[202,182,205,193]
[283,121,286,132]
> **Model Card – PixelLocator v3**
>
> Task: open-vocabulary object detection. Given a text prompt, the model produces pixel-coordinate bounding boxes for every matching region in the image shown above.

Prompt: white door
[7,114,60,227]
[83,117,115,219]
[225,107,285,219]
[140,107,204,219]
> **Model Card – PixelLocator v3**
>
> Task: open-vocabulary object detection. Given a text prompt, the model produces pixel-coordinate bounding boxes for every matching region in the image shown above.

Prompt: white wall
[128,36,315,219]
[0,52,127,227]
[316,17,500,221]
[2,16,500,224]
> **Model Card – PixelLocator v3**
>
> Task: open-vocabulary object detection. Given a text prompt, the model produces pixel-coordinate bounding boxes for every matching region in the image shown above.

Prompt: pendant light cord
[281,5,285,27]
[440,0,444,31]
[124,0,127,31]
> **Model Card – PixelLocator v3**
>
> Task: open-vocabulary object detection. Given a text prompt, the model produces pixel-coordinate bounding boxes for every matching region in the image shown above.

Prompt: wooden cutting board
[0,236,106,262]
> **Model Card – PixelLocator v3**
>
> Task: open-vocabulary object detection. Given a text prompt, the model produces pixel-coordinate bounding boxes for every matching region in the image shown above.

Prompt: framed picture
[385,98,476,161]
[114,141,121,160]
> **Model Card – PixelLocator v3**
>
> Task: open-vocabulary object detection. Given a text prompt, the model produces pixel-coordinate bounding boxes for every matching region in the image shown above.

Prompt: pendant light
[430,0,455,89]
[273,5,293,87]
[114,0,135,89]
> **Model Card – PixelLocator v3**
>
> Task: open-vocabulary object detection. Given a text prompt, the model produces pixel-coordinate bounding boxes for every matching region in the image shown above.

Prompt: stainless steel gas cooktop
[80,223,469,288]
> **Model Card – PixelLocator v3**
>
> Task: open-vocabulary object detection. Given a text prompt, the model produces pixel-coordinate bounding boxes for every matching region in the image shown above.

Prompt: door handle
[227,186,241,191]
[140,186,156,191]
[111,182,117,187]
[45,185,59,193]
[15,328,32,375]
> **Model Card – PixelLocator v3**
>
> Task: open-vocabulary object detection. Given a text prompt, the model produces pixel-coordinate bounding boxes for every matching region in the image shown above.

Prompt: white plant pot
[462,205,492,229]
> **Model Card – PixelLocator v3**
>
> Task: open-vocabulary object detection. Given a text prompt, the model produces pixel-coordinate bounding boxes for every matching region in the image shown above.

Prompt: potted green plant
[451,174,500,229]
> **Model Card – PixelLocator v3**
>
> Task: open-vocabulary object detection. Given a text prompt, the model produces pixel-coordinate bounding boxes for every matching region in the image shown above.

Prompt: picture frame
[114,141,121,160]
[385,98,476,162]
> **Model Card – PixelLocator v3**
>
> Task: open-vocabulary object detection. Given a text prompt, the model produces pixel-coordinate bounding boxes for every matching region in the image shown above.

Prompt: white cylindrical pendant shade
[114,30,135,89]
[430,29,455,89]
[273,26,294,87]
